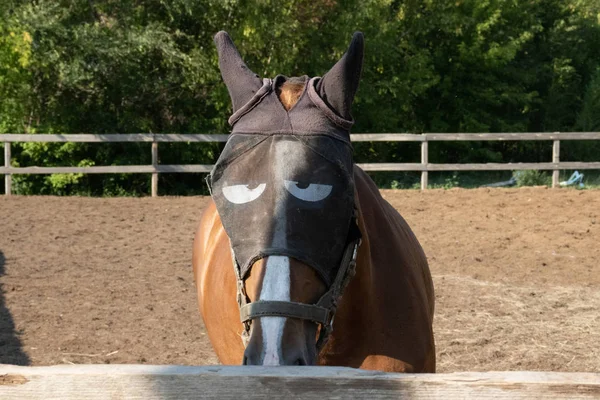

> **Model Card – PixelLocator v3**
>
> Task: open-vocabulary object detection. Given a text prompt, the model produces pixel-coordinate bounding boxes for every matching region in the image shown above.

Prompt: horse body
[192,31,435,372]
[193,165,435,372]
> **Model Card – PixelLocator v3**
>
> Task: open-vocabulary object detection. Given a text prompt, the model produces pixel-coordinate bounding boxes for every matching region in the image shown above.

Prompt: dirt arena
[0,188,598,372]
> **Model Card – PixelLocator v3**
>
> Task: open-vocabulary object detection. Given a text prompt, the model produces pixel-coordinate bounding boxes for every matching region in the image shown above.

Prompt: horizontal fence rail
[2,132,600,195]
[0,365,598,399]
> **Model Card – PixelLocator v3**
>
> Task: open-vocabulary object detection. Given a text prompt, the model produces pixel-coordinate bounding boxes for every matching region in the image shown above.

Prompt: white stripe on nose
[259,255,290,365]
[256,138,295,365]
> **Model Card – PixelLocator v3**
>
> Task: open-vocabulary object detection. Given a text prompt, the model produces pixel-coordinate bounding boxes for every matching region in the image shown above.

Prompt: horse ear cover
[317,32,364,121]
[214,31,263,113]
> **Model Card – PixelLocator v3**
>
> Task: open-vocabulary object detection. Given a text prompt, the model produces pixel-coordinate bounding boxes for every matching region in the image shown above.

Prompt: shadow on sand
[0,250,30,365]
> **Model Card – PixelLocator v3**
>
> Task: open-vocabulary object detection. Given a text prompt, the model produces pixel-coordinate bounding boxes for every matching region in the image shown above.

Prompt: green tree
[1,0,599,194]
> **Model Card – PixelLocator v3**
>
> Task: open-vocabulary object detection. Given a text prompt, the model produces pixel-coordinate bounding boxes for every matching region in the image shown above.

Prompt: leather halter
[233,210,362,352]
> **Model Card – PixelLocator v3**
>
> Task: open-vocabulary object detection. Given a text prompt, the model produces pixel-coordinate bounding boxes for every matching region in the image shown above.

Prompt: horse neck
[352,174,374,288]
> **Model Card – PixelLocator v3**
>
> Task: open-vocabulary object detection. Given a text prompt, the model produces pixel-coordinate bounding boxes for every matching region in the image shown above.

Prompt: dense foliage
[1,0,600,194]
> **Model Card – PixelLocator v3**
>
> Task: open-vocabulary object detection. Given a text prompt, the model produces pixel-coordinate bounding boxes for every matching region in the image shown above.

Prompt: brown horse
[192,31,435,372]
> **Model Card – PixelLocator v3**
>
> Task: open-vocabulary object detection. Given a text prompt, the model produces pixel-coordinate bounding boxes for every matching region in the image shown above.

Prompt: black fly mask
[208,31,364,349]
[210,133,355,286]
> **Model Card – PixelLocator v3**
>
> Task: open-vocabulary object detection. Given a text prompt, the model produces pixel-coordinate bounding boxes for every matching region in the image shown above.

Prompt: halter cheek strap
[233,209,362,352]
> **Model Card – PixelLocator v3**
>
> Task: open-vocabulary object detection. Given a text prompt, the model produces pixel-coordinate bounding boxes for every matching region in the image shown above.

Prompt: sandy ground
[0,188,598,372]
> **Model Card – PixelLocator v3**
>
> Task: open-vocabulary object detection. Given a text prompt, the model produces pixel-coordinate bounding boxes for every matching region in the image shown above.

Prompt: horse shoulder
[193,199,245,364]
[322,166,435,372]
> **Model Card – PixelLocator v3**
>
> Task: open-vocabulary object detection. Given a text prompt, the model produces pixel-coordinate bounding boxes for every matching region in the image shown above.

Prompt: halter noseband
[233,209,362,352]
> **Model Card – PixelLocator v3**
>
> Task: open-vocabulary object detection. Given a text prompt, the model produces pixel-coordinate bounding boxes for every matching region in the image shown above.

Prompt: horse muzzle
[241,316,318,366]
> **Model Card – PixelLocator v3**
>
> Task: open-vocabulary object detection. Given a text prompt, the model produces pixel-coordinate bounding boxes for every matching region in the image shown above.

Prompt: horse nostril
[294,358,306,366]
[242,355,249,365]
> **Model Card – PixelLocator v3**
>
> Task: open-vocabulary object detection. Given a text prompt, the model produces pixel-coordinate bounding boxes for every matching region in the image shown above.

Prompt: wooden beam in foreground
[0,365,598,399]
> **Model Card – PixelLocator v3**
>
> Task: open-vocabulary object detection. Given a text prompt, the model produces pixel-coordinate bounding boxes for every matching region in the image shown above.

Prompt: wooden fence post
[4,142,11,196]
[552,139,560,188]
[151,141,158,197]
[421,139,428,190]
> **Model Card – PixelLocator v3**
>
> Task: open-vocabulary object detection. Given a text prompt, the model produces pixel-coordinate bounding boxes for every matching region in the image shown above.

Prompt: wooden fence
[2,132,600,196]
[0,365,598,399]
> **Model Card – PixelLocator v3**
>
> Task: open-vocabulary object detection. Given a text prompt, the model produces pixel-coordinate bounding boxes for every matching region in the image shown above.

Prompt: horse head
[208,31,364,365]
